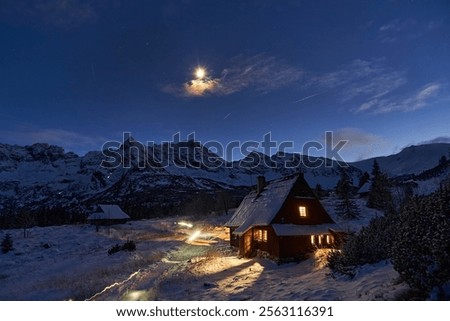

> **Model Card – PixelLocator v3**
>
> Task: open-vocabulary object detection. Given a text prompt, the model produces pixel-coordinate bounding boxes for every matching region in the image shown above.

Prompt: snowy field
[0,202,409,301]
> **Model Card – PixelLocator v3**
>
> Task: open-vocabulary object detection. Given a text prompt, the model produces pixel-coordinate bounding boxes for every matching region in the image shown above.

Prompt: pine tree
[314,184,324,199]
[335,167,360,219]
[371,159,381,177]
[367,159,393,211]
[335,198,360,220]
[391,186,450,297]
[1,233,13,254]
[358,171,370,188]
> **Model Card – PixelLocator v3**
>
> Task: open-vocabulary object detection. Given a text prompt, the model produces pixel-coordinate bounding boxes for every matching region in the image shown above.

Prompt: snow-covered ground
[0,202,408,301]
[0,219,190,300]
[322,197,383,233]
[155,252,406,301]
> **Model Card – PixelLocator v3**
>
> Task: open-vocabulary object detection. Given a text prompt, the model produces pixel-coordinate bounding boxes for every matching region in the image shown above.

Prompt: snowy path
[0,215,408,301]
[89,243,212,301]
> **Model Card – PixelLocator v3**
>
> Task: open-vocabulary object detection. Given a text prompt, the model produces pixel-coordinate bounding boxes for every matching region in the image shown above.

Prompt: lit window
[299,206,307,217]
[318,235,323,245]
[326,235,332,244]
[310,235,315,245]
[254,229,268,242]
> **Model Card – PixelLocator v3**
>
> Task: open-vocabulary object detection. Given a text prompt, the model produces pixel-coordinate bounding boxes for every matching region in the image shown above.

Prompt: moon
[195,67,206,79]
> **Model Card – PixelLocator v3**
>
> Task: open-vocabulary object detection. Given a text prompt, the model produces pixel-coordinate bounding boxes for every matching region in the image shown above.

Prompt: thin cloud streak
[163,53,304,97]
[377,18,443,43]
[356,82,443,114]
[305,58,407,103]
[294,93,320,103]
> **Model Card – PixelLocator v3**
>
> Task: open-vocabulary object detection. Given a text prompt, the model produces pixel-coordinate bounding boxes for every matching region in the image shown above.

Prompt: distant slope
[0,142,360,212]
[1,141,449,213]
[351,143,450,176]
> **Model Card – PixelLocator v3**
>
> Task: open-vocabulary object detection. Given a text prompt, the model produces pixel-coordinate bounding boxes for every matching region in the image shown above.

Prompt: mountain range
[0,141,449,214]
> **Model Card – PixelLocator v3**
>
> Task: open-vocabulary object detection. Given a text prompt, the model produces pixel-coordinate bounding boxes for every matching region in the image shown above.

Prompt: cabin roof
[225,174,298,235]
[87,204,130,220]
[358,181,371,194]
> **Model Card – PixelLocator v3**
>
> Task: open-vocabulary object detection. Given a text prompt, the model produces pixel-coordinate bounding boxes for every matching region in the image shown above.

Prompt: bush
[108,240,136,255]
[328,184,450,299]
[391,188,450,298]
[1,234,13,254]
[327,216,395,274]
[122,240,136,252]
[107,244,122,255]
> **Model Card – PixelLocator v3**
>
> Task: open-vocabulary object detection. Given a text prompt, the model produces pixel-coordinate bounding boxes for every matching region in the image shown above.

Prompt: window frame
[299,206,307,217]
[254,229,268,242]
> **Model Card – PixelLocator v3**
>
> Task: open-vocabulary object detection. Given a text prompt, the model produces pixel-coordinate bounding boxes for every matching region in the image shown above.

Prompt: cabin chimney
[257,175,266,194]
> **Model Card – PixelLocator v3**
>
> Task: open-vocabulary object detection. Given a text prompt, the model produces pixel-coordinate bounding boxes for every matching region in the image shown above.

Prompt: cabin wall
[278,235,314,259]
[273,198,333,225]
[88,218,128,226]
[229,227,239,247]
[238,226,280,258]
[272,177,334,225]
[238,229,254,257]
[267,226,280,258]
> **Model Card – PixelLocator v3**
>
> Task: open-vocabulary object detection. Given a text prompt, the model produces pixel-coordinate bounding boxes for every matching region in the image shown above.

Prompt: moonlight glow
[195,67,206,79]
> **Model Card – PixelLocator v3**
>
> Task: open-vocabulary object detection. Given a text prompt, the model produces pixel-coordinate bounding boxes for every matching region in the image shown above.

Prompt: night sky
[1,0,449,161]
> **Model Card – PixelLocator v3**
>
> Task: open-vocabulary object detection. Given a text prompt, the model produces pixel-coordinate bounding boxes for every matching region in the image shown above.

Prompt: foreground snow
[0,209,408,301]
[156,253,406,301]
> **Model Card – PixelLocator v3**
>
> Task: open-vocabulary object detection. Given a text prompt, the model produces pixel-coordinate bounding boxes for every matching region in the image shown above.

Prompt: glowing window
[318,235,323,245]
[310,235,315,245]
[299,206,307,217]
[326,235,332,244]
[254,229,268,242]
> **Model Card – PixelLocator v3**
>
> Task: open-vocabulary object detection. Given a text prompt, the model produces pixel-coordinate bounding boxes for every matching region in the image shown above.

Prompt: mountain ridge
[0,142,449,214]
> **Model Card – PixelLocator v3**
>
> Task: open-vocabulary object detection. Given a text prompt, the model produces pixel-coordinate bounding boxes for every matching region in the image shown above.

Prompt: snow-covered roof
[225,175,298,235]
[272,223,341,236]
[87,204,130,220]
[358,181,371,194]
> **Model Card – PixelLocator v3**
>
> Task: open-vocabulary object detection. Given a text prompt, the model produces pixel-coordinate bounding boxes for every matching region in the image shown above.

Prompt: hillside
[351,143,450,176]
[0,142,358,214]
[0,142,448,215]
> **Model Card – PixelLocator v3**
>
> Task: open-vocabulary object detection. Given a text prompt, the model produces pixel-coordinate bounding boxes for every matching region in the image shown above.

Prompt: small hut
[87,204,130,226]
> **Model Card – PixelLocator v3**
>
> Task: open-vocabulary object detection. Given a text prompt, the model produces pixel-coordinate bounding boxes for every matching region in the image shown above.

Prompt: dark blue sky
[1,0,449,161]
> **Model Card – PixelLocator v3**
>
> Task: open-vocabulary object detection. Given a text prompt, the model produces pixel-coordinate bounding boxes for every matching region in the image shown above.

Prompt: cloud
[322,128,388,161]
[184,78,221,96]
[378,19,415,43]
[1,127,107,154]
[355,82,443,114]
[163,54,303,97]
[377,18,443,43]
[0,0,98,28]
[326,128,384,148]
[217,54,303,95]
[306,58,407,103]
[304,58,445,115]
[418,136,450,145]
[379,19,415,32]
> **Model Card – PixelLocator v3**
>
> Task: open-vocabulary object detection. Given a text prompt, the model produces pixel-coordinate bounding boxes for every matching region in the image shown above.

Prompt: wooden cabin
[357,181,371,198]
[87,204,130,225]
[225,173,340,261]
